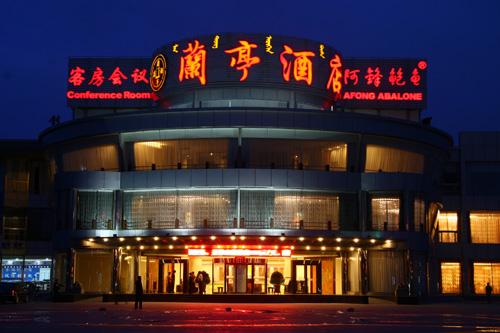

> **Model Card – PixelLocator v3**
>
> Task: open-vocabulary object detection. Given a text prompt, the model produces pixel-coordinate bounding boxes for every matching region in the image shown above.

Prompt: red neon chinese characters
[178,40,207,85]
[280,45,315,85]
[88,67,105,87]
[68,66,85,86]
[225,40,261,81]
[108,67,127,85]
[364,67,383,87]
[344,69,360,85]
[131,68,149,84]
[326,54,342,97]
[388,67,406,86]
[410,68,421,86]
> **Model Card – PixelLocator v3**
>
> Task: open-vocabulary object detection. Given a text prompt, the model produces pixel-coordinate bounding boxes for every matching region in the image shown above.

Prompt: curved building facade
[33,33,452,296]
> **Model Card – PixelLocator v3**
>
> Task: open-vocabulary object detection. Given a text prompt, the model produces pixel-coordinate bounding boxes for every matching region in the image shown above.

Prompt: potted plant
[270,271,284,294]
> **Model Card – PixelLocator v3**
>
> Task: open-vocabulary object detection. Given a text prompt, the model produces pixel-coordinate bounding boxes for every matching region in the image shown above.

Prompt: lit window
[371,197,400,231]
[365,145,424,174]
[440,262,461,294]
[62,145,119,172]
[470,212,500,244]
[473,263,500,294]
[436,211,458,243]
[414,199,425,230]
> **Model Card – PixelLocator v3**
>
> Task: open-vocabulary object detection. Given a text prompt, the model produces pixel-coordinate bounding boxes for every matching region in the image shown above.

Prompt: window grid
[441,262,461,294]
[437,211,458,243]
[371,197,400,231]
[470,212,500,244]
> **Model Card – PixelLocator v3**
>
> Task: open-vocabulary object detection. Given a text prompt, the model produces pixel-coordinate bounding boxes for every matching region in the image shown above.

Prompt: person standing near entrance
[135,276,143,309]
[171,270,176,293]
[485,282,493,303]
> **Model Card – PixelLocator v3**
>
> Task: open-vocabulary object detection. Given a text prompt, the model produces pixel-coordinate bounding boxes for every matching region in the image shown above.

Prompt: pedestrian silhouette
[485,282,493,304]
[135,276,143,309]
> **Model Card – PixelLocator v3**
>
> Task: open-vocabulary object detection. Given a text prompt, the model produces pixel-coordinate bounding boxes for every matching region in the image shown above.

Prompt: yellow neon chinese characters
[150,54,167,92]
[225,40,261,81]
[326,54,342,97]
[212,35,220,49]
[178,40,207,85]
[319,44,326,59]
[265,35,274,54]
[280,45,315,85]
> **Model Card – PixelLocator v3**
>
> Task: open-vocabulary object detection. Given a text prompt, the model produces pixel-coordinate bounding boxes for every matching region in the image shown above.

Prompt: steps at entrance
[102,293,369,303]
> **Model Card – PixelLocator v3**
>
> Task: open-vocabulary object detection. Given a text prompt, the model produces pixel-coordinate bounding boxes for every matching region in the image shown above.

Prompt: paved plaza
[0,300,499,333]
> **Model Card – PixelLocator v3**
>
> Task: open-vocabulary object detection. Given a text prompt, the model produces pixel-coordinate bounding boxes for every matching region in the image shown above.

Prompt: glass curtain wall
[133,139,231,170]
[62,145,119,172]
[371,197,400,231]
[123,190,237,229]
[365,145,424,174]
[76,191,114,230]
[240,191,339,230]
[244,139,347,171]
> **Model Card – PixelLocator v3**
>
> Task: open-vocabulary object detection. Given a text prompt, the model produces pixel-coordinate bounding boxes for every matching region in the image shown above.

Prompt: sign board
[67,58,153,108]
[188,248,292,257]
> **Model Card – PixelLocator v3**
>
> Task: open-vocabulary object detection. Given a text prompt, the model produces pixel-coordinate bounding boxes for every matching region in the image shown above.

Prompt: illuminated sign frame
[188,248,292,257]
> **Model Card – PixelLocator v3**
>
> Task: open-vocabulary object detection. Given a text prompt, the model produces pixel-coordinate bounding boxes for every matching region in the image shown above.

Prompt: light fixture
[279,236,285,241]
[103,238,109,242]
[335,237,342,242]
[291,246,295,250]
[154,245,159,250]
[88,238,94,242]
[299,237,305,241]
[336,246,341,251]
[191,236,197,240]
[259,236,266,241]
[306,245,311,250]
[136,237,142,241]
[184,245,189,249]
[172,236,178,241]
[154,236,159,241]
[126,245,131,250]
[217,245,222,249]
[119,237,125,242]
[140,245,144,250]
[318,237,324,242]
[201,245,205,249]
[385,239,392,244]
[353,238,359,243]
[230,235,236,240]
[239,236,246,240]
[321,246,326,251]
[349,246,354,251]
[370,239,376,244]
[210,236,216,240]
[274,245,278,249]
[168,245,173,249]
[258,245,262,249]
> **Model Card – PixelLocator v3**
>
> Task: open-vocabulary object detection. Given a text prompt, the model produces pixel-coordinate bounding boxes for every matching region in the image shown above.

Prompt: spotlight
[154,245,159,250]
[230,236,236,240]
[321,246,326,251]
[336,246,341,251]
[353,238,359,243]
[318,237,324,242]
[88,238,94,242]
[279,236,285,241]
[210,236,216,240]
[335,237,342,242]
[260,236,266,241]
[306,246,311,250]
[119,237,125,242]
[136,237,142,241]
[154,236,159,241]
[168,245,173,249]
[299,237,305,241]
[191,236,197,240]
[370,239,376,244]
[103,238,109,242]
[172,236,178,241]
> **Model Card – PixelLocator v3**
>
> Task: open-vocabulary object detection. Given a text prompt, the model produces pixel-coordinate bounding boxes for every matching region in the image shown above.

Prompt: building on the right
[433,132,500,297]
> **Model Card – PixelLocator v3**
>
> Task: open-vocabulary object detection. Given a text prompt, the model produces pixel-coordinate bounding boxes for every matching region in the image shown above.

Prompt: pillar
[360,249,369,294]
[112,247,120,294]
[66,248,75,292]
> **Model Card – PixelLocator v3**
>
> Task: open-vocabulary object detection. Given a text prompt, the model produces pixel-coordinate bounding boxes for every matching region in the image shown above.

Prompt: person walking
[485,282,493,304]
[135,276,143,309]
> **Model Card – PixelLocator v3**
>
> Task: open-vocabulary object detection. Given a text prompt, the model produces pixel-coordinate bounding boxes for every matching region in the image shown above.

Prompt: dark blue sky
[1,0,499,142]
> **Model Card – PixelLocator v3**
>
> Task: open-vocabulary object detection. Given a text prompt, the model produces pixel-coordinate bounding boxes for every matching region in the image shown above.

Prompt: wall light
[349,247,355,251]
[126,245,131,250]
[239,236,246,240]
[88,238,94,242]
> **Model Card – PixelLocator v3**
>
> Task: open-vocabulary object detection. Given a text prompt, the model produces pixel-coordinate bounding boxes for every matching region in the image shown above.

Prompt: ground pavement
[0,299,499,333]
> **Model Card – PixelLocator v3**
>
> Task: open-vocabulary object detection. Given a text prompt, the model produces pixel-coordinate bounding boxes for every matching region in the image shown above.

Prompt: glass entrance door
[292,260,322,294]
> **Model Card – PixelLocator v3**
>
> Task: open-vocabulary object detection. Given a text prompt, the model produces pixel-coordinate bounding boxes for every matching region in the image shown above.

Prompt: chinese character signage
[338,58,427,109]
[67,58,153,108]
[66,34,427,110]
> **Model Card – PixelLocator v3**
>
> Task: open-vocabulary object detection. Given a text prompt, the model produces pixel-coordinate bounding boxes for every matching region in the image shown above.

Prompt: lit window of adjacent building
[371,197,400,231]
[440,262,461,294]
[62,145,119,172]
[436,211,458,243]
[414,199,425,231]
[470,212,500,244]
[365,145,424,174]
[473,263,500,295]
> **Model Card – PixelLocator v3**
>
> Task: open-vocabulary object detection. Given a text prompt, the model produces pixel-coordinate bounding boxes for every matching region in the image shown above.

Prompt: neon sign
[225,40,261,81]
[188,248,292,257]
[150,54,167,92]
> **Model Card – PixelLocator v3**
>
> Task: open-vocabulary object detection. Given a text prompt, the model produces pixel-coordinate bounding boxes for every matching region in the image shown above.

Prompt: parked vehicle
[0,282,32,303]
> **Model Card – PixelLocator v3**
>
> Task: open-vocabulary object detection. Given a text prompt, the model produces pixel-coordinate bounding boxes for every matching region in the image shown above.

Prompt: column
[112,247,120,294]
[66,248,75,292]
[342,251,349,294]
[360,249,369,294]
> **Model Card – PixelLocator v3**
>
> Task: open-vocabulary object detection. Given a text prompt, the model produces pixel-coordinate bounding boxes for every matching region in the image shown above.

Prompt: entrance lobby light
[210,235,216,240]
[191,236,197,240]
[172,236,178,240]
[154,245,159,250]
[239,236,246,240]
[119,237,125,242]
[306,246,311,250]
[317,237,324,242]
[370,239,376,244]
[299,237,304,241]
[336,246,341,251]
[353,238,359,243]
[136,237,142,241]
[321,246,326,251]
[139,245,144,250]
[103,238,109,242]
[279,236,285,241]
[168,245,173,249]
[336,237,342,242]
[154,236,159,241]
[230,235,236,240]
[260,236,266,241]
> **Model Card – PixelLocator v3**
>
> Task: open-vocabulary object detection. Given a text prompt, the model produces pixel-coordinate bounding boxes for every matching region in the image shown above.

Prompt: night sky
[1,0,499,143]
